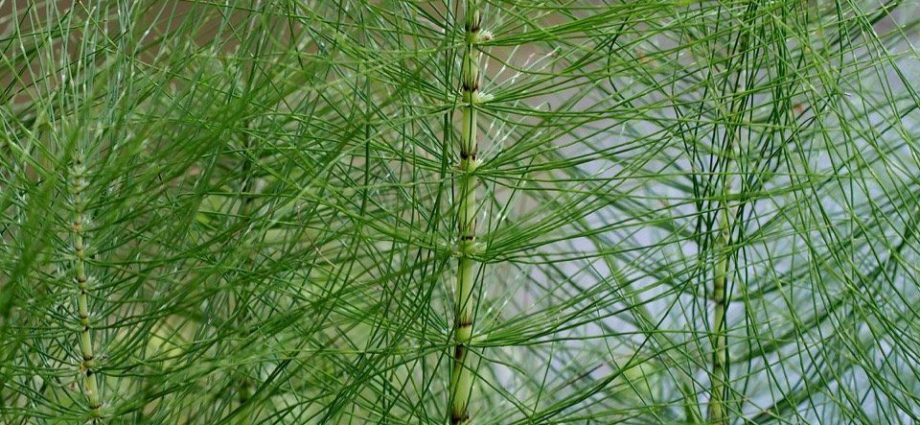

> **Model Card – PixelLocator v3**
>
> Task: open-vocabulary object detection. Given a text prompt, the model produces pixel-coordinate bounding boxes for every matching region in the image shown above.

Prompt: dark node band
[453,343,466,359]
[451,411,470,425]
[461,80,479,92]
[459,150,477,160]
[465,19,481,33]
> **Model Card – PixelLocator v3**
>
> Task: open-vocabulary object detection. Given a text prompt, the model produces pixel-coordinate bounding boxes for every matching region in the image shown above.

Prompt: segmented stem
[70,154,103,421]
[451,1,482,424]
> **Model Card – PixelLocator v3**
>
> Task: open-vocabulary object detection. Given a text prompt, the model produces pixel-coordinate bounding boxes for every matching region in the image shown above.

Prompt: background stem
[709,209,729,424]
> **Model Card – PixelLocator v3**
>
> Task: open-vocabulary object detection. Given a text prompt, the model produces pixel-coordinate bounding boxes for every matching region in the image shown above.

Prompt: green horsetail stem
[450,1,486,424]
[708,208,729,425]
[236,120,256,407]
[70,155,103,421]
[709,71,745,424]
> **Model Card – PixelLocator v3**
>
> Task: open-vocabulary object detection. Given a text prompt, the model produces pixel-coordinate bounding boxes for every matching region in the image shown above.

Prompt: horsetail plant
[2,1,920,424]
[68,152,104,421]
[450,2,490,423]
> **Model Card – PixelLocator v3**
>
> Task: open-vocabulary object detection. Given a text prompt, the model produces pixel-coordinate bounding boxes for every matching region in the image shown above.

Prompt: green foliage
[1,0,919,424]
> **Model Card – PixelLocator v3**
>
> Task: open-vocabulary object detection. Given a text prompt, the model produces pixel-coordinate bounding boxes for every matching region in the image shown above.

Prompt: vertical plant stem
[70,153,103,421]
[236,123,255,407]
[451,1,483,424]
[708,207,729,425]
[709,46,747,422]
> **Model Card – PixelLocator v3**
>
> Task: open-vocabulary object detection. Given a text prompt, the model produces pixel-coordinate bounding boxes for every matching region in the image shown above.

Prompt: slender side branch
[450,1,485,424]
[70,154,103,421]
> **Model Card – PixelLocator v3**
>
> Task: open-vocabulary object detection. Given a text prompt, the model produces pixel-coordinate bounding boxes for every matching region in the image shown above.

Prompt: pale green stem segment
[70,154,103,421]
[451,1,482,424]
